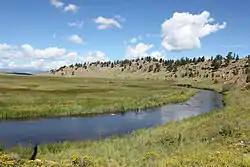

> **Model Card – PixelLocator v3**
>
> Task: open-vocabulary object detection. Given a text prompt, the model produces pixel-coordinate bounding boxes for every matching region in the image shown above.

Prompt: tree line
[51,52,246,74]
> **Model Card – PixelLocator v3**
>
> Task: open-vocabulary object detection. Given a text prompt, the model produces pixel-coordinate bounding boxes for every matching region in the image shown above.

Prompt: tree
[148,65,153,72]
[159,58,163,63]
[154,63,161,73]
[152,57,158,62]
[201,56,205,62]
[247,55,250,64]
[211,59,221,69]
[236,55,239,61]
[226,52,233,61]
[172,66,178,73]
[129,61,132,66]
[215,54,223,61]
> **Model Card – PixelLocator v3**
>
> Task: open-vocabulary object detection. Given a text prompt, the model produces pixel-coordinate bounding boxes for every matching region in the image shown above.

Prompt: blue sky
[0,0,249,71]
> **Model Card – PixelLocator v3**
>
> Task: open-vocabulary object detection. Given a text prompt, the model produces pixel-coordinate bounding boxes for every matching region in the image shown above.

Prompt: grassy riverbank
[2,80,249,166]
[0,74,195,120]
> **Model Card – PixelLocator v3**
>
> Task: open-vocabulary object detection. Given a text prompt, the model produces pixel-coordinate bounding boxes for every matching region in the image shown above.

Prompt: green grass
[0,75,196,120]
[3,80,249,166]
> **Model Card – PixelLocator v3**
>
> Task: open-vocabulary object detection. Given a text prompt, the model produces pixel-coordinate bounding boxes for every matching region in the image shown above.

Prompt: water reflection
[0,90,223,148]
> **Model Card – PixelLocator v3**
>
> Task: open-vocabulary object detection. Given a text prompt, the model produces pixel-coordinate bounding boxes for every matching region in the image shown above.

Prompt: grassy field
[0,74,196,120]
[1,80,249,166]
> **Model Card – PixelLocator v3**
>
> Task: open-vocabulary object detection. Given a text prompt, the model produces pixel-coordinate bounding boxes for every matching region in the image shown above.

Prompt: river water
[0,90,223,148]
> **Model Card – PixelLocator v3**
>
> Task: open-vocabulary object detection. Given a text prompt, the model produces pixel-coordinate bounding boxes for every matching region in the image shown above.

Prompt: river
[0,89,223,148]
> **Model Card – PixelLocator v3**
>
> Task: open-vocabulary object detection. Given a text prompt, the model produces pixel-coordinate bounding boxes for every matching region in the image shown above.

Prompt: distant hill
[0,68,45,75]
[4,72,33,76]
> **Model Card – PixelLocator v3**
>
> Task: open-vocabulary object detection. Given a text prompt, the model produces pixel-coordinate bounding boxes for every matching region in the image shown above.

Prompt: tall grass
[5,81,250,166]
[0,75,196,120]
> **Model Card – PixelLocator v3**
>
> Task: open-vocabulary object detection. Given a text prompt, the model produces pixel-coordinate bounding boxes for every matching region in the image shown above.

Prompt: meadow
[3,80,250,167]
[0,74,196,120]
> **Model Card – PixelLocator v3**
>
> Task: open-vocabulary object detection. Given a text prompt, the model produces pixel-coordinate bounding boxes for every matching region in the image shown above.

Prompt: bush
[222,83,233,93]
[246,74,250,83]
[219,125,233,137]
[245,67,250,74]
[148,65,153,72]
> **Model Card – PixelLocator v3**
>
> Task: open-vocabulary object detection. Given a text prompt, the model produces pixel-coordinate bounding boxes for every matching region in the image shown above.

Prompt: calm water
[0,90,223,148]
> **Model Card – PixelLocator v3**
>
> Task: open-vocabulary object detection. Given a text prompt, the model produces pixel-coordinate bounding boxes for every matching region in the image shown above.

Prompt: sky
[0,0,250,72]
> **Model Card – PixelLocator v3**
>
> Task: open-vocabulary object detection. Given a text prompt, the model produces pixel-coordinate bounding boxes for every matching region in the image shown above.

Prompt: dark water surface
[0,90,223,148]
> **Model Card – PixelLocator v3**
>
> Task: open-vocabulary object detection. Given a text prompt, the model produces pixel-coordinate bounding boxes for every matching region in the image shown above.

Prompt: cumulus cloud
[0,43,13,50]
[50,0,64,8]
[125,43,154,59]
[0,43,109,71]
[150,51,165,59]
[68,35,84,44]
[125,42,166,60]
[84,51,110,62]
[94,16,122,30]
[161,11,226,51]
[21,44,66,58]
[68,20,84,28]
[64,4,79,13]
[0,44,78,71]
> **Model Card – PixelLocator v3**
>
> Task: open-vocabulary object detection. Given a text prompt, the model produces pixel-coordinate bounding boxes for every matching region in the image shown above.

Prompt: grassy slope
[5,81,250,166]
[0,74,195,120]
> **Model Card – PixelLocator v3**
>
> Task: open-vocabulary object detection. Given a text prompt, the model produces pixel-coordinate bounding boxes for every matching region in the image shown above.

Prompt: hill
[42,52,250,89]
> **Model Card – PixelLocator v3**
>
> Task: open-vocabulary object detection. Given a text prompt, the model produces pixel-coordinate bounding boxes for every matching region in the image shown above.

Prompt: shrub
[222,83,233,93]
[214,79,219,84]
[219,125,233,137]
[232,69,238,75]
[148,65,153,72]
[245,67,250,74]
[246,74,250,83]
[245,84,250,90]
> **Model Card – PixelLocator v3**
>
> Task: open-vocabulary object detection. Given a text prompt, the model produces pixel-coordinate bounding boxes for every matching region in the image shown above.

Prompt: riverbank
[0,75,196,120]
[2,81,249,166]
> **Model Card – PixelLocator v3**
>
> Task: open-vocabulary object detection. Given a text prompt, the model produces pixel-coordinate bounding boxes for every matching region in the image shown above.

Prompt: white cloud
[114,15,126,22]
[161,11,226,51]
[130,38,137,44]
[68,35,84,44]
[0,43,13,50]
[94,16,122,30]
[128,35,143,44]
[84,51,110,62]
[68,20,84,28]
[50,0,64,8]
[125,43,154,59]
[0,43,110,71]
[150,51,165,59]
[21,44,67,58]
[64,4,79,13]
